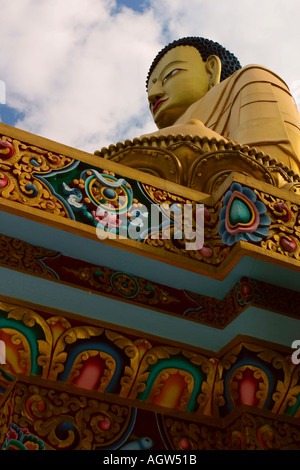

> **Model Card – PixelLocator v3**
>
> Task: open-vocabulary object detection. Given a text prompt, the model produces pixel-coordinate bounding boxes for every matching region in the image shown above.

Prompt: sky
[0,0,299,154]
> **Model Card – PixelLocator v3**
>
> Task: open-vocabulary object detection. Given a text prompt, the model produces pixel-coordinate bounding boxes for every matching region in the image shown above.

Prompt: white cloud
[0,0,299,153]
[150,0,300,82]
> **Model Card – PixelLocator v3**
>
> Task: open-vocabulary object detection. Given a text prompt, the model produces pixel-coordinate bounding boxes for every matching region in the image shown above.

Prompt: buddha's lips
[152,98,168,113]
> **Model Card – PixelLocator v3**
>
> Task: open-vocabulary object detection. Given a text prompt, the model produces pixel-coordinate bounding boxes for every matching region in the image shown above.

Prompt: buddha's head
[147,37,241,129]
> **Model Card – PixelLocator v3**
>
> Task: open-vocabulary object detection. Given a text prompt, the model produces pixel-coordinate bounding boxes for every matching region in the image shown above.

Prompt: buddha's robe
[146,65,300,175]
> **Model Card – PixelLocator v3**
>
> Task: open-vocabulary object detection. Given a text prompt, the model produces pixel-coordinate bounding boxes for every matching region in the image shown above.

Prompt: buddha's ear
[205,55,221,88]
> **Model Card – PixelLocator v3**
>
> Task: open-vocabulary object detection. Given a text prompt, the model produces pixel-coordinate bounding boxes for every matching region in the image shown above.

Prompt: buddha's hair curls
[146,36,242,89]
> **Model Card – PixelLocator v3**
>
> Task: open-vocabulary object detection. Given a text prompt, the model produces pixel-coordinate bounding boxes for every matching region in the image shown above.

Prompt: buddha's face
[148,45,212,129]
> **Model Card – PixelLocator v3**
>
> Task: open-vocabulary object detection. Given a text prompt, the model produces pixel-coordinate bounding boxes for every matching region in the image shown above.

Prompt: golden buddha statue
[98,37,300,194]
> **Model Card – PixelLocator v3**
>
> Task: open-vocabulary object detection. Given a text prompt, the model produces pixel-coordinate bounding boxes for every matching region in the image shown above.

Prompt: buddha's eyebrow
[152,60,186,83]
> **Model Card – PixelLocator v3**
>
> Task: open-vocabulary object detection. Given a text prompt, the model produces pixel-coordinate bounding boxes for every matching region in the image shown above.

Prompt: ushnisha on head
[147,37,241,129]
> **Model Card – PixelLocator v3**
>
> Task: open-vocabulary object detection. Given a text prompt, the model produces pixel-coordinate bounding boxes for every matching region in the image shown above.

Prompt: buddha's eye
[162,68,184,85]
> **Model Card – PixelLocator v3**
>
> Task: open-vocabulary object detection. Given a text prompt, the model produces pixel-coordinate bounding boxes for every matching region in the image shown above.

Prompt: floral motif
[111,272,140,298]
[0,139,14,159]
[218,182,271,245]
[235,278,261,306]
[92,207,121,229]
[2,423,45,450]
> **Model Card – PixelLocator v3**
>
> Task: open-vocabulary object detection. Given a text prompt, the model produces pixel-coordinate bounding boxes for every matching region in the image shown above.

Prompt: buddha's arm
[140,119,229,141]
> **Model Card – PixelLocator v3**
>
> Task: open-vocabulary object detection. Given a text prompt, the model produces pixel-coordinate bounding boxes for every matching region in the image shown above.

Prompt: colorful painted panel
[1,377,300,450]
[0,131,299,271]
[0,234,299,328]
[0,298,299,421]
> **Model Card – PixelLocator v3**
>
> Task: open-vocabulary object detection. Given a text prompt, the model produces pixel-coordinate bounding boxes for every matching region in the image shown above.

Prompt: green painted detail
[229,198,252,225]
[94,270,102,277]
[0,316,42,375]
[0,367,15,381]
[2,439,28,451]
[138,358,203,412]
[285,392,300,416]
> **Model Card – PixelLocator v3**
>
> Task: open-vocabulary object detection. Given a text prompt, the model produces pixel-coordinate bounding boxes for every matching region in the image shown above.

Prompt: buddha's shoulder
[230,64,289,90]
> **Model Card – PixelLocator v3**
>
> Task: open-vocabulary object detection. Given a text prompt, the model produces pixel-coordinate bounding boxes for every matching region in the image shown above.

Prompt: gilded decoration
[96,135,300,195]
[157,411,300,450]
[128,345,215,415]
[145,368,195,411]
[2,378,300,450]
[63,264,179,307]
[65,350,117,394]
[0,298,299,422]
[1,381,135,450]
[0,127,299,272]
[0,233,299,328]
[226,365,270,409]
[258,189,300,259]
[0,136,73,216]
[0,234,58,279]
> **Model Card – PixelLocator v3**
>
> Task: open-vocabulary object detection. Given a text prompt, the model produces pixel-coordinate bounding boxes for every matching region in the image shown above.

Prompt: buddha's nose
[148,82,165,106]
